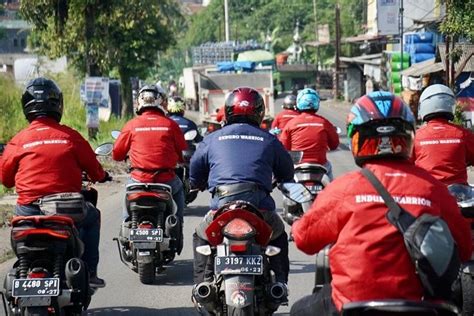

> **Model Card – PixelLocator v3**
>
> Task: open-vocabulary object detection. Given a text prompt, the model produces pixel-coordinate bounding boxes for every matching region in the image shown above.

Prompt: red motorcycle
[193,201,286,316]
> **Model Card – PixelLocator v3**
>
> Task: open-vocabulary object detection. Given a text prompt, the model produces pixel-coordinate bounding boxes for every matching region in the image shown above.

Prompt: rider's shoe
[89,273,106,288]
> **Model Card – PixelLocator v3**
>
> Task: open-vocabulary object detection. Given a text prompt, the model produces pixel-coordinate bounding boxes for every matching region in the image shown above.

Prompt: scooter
[1,143,112,316]
[281,151,330,225]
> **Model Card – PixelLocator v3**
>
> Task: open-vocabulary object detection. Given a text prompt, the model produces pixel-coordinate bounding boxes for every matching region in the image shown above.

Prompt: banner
[377,0,399,36]
[86,103,99,128]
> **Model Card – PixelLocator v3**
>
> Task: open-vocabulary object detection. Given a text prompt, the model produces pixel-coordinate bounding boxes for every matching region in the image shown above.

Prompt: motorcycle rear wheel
[24,307,49,316]
[461,271,474,316]
[227,305,254,316]
[138,261,155,284]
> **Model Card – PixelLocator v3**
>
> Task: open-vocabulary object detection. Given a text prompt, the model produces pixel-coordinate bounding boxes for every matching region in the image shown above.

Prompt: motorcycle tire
[461,271,474,316]
[227,305,254,316]
[24,307,49,316]
[138,261,155,284]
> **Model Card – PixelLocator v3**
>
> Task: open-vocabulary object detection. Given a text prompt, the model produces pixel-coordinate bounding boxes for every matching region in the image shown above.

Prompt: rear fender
[136,250,154,264]
[223,275,255,308]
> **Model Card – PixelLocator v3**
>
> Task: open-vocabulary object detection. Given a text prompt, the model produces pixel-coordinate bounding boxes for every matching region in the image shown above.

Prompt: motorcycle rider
[167,95,203,143]
[190,87,294,302]
[280,88,339,180]
[290,91,472,315]
[270,94,299,136]
[112,85,187,252]
[412,84,474,185]
[0,77,110,288]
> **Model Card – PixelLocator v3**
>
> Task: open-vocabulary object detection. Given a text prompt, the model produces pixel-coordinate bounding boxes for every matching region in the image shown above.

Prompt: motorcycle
[108,132,182,284]
[281,150,330,225]
[447,184,474,316]
[1,143,113,316]
[175,130,199,206]
[193,183,311,316]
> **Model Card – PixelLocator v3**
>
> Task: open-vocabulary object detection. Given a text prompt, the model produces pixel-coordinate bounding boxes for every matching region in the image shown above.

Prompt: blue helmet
[296,88,320,112]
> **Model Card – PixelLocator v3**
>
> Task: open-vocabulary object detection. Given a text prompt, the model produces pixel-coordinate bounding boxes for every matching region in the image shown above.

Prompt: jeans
[15,202,101,274]
[324,161,334,181]
[123,176,185,223]
[290,284,339,316]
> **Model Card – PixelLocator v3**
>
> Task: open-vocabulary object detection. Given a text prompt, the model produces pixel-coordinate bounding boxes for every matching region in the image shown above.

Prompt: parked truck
[182,66,275,133]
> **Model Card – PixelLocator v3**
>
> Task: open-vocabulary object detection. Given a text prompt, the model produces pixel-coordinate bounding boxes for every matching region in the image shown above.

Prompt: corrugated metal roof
[438,43,474,73]
[400,58,444,76]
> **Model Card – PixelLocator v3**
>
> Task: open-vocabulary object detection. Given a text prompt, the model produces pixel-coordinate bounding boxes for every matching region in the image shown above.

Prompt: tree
[20,0,182,115]
[440,0,474,40]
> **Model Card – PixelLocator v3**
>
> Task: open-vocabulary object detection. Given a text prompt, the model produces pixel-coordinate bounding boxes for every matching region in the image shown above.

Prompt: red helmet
[225,87,265,125]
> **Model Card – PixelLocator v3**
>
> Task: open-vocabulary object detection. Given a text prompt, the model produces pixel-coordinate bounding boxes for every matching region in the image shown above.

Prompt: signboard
[318,24,330,44]
[377,0,399,36]
[83,77,111,122]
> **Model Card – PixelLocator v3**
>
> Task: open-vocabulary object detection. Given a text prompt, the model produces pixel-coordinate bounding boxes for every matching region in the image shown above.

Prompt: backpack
[361,168,461,299]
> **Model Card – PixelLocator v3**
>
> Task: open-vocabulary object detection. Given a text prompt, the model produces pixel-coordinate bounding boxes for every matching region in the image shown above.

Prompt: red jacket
[271,109,299,131]
[112,110,187,183]
[0,117,106,205]
[280,112,339,164]
[413,118,474,185]
[292,160,472,311]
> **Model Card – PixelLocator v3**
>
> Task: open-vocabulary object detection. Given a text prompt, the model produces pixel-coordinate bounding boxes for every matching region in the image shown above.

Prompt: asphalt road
[0,104,357,316]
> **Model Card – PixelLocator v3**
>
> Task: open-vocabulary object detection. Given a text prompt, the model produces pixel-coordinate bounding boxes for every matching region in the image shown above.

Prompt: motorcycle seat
[294,163,327,173]
[341,300,459,316]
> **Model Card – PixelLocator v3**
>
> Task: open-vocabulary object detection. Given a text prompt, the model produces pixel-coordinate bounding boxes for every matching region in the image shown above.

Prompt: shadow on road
[86,306,198,315]
[156,259,194,286]
[184,205,208,217]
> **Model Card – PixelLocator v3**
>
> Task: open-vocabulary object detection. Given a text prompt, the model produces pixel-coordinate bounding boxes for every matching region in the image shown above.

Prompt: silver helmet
[418,84,455,121]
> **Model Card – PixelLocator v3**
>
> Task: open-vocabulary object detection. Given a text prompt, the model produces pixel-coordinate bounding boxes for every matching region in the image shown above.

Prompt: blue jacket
[190,123,294,195]
[169,115,203,142]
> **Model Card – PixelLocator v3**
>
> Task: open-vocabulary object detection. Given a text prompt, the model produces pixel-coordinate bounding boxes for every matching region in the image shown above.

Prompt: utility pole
[224,0,230,42]
[399,0,404,90]
[313,0,319,87]
[334,2,341,100]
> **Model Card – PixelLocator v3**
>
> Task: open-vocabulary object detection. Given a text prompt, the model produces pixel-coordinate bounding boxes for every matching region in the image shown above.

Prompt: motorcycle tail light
[229,242,247,253]
[304,181,315,186]
[261,122,269,129]
[28,270,48,279]
[138,223,153,229]
[12,228,71,240]
[223,218,256,240]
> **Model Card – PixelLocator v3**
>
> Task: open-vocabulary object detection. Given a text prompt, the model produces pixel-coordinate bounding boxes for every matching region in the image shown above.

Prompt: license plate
[12,278,60,297]
[306,185,322,194]
[215,255,263,275]
[130,228,163,242]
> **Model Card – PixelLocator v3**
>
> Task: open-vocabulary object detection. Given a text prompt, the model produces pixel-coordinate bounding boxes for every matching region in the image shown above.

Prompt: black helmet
[22,77,63,122]
[225,87,265,125]
[283,94,297,109]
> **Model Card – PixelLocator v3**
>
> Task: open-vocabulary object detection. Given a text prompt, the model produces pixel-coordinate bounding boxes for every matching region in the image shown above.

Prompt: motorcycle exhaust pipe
[193,282,216,304]
[269,282,287,301]
[65,258,87,290]
[165,215,179,238]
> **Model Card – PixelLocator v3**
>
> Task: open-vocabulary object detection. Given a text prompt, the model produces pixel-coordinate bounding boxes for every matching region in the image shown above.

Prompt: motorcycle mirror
[111,130,121,140]
[280,182,313,204]
[95,143,114,156]
[184,130,198,141]
[0,143,5,155]
[196,245,212,256]
[336,126,342,134]
[265,245,281,257]
[288,151,303,165]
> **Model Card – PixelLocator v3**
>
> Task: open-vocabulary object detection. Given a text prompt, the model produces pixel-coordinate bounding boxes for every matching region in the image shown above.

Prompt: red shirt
[280,112,339,164]
[112,110,187,183]
[413,118,474,185]
[292,160,472,311]
[0,117,106,205]
[271,109,299,131]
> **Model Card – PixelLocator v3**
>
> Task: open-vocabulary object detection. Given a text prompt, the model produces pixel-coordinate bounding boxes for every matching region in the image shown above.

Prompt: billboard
[377,0,399,36]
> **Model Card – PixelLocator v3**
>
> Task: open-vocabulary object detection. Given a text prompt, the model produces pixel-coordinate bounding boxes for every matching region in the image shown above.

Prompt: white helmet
[135,85,165,115]
[418,84,456,121]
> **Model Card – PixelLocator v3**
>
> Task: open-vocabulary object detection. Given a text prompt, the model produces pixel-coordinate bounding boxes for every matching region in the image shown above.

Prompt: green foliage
[453,102,467,127]
[440,0,474,40]
[0,76,27,143]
